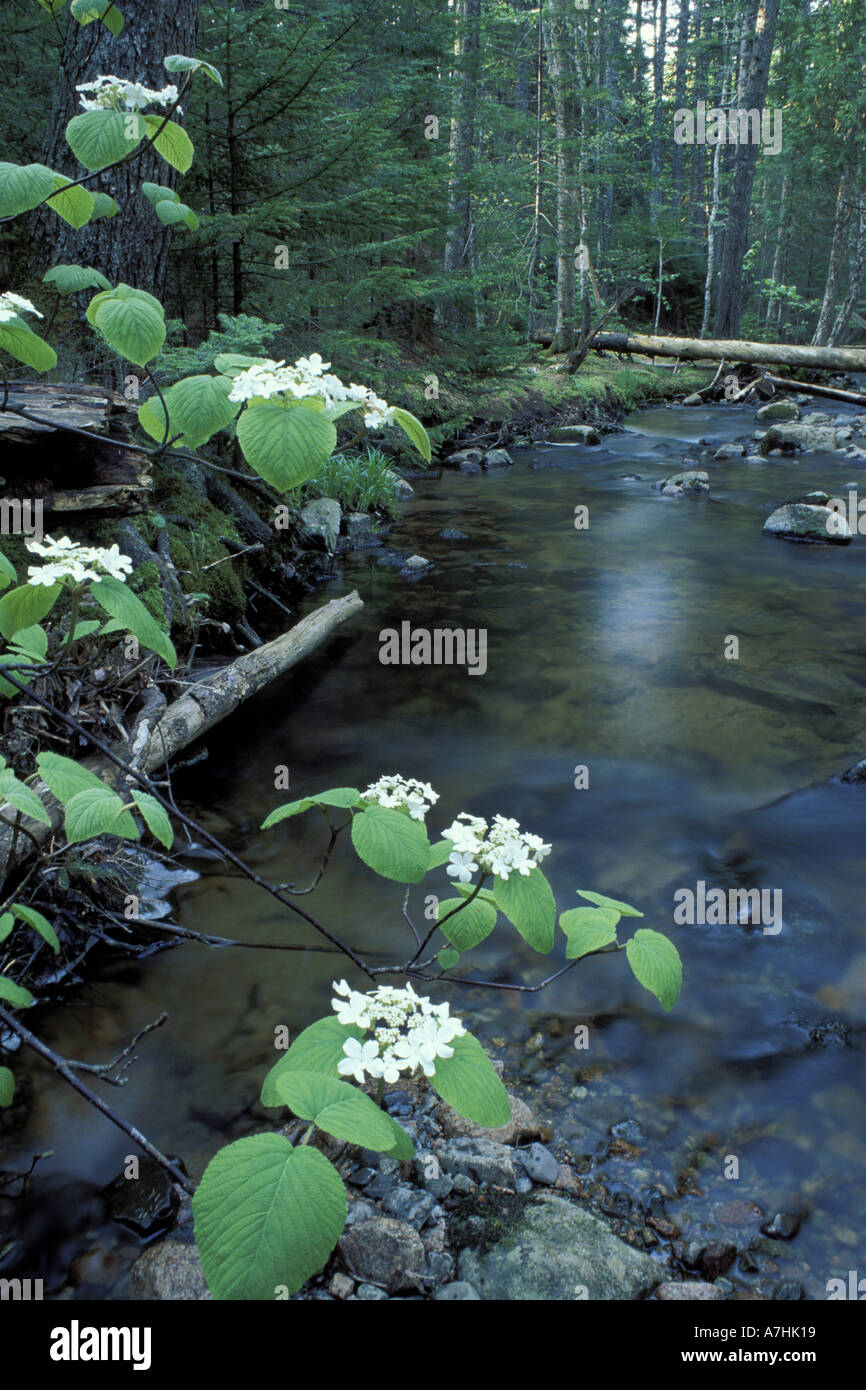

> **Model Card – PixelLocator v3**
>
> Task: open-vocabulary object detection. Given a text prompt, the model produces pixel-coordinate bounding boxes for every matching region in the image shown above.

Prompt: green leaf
[144,115,193,174]
[0,583,61,641]
[350,803,430,884]
[436,896,497,951]
[491,867,556,954]
[36,0,67,12]
[137,375,239,450]
[625,929,683,1012]
[312,788,362,809]
[0,319,58,372]
[141,181,178,206]
[0,552,17,589]
[0,913,15,945]
[89,284,166,366]
[153,198,199,229]
[72,619,102,640]
[89,191,118,220]
[66,109,143,170]
[0,1066,13,1107]
[576,890,643,917]
[89,575,177,667]
[47,176,95,229]
[430,1033,510,1127]
[261,797,313,829]
[70,0,122,30]
[43,264,112,295]
[274,1071,404,1152]
[193,1134,346,1300]
[261,1016,363,1104]
[438,947,460,970]
[428,838,455,869]
[131,790,173,849]
[64,786,139,843]
[164,54,223,86]
[455,883,498,903]
[0,162,56,218]
[0,975,34,1009]
[36,750,107,803]
[0,770,51,825]
[214,353,268,377]
[391,406,431,463]
[237,401,337,492]
[11,904,59,953]
[9,624,48,660]
[559,906,620,960]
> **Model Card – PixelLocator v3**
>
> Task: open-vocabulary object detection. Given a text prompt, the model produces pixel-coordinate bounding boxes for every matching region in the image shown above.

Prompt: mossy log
[0,590,364,885]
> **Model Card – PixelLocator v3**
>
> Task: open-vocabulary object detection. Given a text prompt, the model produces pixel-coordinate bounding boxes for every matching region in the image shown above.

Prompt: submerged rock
[444,448,484,467]
[301,498,342,552]
[756,399,801,422]
[762,503,851,543]
[657,469,709,496]
[547,424,601,445]
[386,470,414,499]
[759,423,840,455]
[483,448,513,469]
[457,1192,659,1300]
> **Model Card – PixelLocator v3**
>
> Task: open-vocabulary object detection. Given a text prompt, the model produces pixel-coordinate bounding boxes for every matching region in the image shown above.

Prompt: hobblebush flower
[0,292,42,323]
[76,76,180,112]
[226,355,398,428]
[25,536,133,586]
[361,774,439,822]
[441,812,551,883]
[332,981,466,1084]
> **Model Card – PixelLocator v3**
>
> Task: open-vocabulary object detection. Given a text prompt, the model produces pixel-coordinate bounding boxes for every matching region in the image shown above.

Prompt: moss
[128,560,166,625]
[448,1187,528,1255]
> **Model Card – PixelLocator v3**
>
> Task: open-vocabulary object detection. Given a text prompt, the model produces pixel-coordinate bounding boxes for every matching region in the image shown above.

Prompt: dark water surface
[4,399,865,1298]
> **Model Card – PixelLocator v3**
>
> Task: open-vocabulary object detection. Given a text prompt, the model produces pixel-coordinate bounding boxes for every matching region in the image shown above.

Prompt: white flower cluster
[361,774,439,822]
[26,536,133,587]
[442,812,551,883]
[226,354,397,428]
[332,980,466,1083]
[76,76,179,112]
[0,292,42,324]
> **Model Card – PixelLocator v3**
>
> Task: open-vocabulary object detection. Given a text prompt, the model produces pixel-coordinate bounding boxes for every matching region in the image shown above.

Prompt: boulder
[759,423,840,455]
[457,1192,660,1300]
[756,400,801,422]
[656,1281,724,1301]
[400,554,433,575]
[338,1216,426,1293]
[483,448,513,469]
[713,443,746,460]
[128,1239,211,1300]
[762,503,851,543]
[682,392,703,406]
[547,424,601,445]
[346,512,374,542]
[386,470,414,499]
[434,1135,516,1188]
[300,497,342,552]
[656,469,709,497]
[444,448,484,467]
[434,1092,550,1147]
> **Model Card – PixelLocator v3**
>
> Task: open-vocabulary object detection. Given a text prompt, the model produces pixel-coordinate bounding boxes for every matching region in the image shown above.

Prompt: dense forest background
[1,0,864,401]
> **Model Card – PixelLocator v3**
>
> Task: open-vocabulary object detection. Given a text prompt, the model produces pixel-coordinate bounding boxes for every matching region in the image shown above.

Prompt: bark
[0,592,365,886]
[829,189,866,346]
[542,0,577,351]
[29,0,199,298]
[542,331,866,371]
[649,0,667,223]
[764,172,791,326]
[712,0,781,338]
[700,34,733,336]
[671,0,690,211]
[443,0,482,321]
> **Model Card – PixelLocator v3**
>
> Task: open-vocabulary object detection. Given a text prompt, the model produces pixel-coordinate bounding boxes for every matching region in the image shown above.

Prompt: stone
[386,470,414,499]
[338,1217,426,1293]
[381,1185,438,1230]
[483,448,513,469]
[458,1193,659,1301]
[346,512,374,542]
[300,498,342,552]
[401,554,433,574]
[444,449,484,467]
[329,1272,355,1299]
[520,1143,560,1186]
[434,1093,550,1147]
[129,1239,211,1301]
[384,1090,414,1116]
[355,1282,388,1300]
[840,758,866,784]
[682,392,703,405]
[756,400,801,422]
[656,1281,723,1301]
[699,1243,737,1279]
[425,1251,455,1284]
[759,423,840,455]
[345,1199,375,1227]
[547,424,601,445]
[762,503,851,543]
[440,528,468,540]
[434,1136,516,1189]
[657,469,709,496]
[435,1281,481,1300]
[713,443,746,459]
[100,1157,179,1237]
[760,1211,801,1240]
[458,459,483,474]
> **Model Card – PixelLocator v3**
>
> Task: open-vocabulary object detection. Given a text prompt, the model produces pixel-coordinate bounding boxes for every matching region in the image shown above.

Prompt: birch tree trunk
[812,160,856,345]
[542,0,577,351]
[829,186,866,346]
[443,0,482,327]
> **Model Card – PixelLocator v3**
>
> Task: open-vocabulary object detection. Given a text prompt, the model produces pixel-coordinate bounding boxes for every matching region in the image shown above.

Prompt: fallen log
[0,590,364,884]
[762,375,866,407]
[587,333,866,373]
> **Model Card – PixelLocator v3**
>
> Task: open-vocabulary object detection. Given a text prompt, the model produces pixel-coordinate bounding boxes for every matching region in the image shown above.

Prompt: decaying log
[762,375,866,406]
[0,382,150,517]
[0,590,364,884]
[581,333,866,373]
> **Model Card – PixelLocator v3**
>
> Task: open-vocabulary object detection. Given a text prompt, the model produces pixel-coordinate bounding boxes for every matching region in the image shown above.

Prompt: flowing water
[3,398,866,1298]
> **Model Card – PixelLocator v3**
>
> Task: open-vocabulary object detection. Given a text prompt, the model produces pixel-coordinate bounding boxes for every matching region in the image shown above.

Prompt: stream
[3,396,865,1300]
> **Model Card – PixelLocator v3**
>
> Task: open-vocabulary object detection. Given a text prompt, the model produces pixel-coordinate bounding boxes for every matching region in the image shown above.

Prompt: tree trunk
[29,0,199,298]
[764,171,791,326]
[542,0,577,351]
[829,188,866,346]
[443,0,482,324]
[712,0,781,338]
[812,160,856,345]
[577,331,866,372]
